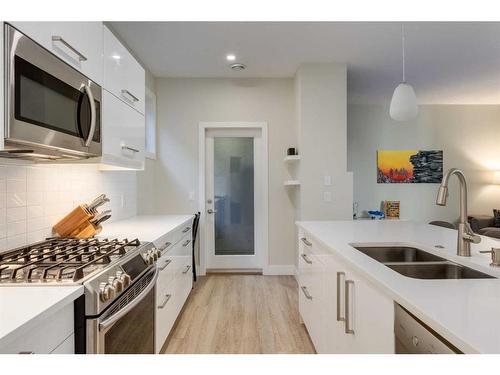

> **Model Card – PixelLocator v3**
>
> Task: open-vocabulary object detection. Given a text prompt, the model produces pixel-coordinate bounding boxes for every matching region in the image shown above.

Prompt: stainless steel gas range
[0,237,162,354]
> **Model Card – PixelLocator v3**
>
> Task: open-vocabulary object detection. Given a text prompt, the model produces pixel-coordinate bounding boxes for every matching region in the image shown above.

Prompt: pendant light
[390,24,418,121]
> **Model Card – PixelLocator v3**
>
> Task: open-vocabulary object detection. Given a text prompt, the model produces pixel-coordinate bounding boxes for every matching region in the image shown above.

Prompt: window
[145,88,157,159]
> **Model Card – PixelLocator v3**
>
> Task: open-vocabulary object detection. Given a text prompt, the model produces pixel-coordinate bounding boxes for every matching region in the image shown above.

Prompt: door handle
[345,280,355,334]
[182,265,191,274]
[301,237,312,247]
[336,272,346,321]
[301,253,312,264]
[207,209,217,214]
[121,89,139,102]
[52,35,87,61]
[300,286,313,300]
[82,84,96,147]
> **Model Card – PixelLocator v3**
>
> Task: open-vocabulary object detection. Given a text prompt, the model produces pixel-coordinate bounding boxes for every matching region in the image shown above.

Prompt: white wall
[348,104,500,223]
[0,163,136,252]
[296,64,353,221]
[152,78,297,267]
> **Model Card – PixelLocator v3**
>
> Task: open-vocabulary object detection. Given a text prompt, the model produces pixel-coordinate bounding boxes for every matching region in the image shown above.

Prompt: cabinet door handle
[158,294,172,309]
[51,35,87,61]
[345,280,355,334]
[160,242,172,251]
[182,265,191,274]
[182,227,191,233]
[301,237,312,247]
[336,272,346,321]
[300,286,313,300]
[182,239,191,247]
[121,89,139,102]
[121,145,140,153]
[301,253,312,264]
[18,351,35,354]
[159,259,172,271]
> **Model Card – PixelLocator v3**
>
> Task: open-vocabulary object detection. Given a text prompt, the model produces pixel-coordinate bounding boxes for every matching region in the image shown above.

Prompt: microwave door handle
[83,84,96,147]
[98,267,158,333]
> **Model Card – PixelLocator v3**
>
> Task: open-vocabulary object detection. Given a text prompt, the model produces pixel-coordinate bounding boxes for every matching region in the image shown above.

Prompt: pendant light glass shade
[390,24,418,121]
[390,83,418,121]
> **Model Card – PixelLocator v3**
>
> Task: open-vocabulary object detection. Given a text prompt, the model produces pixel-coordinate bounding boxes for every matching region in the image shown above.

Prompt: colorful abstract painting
[377,150,443,183]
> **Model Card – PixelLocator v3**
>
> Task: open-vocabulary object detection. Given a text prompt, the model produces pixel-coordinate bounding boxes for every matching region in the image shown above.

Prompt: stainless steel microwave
[2,23,102,160]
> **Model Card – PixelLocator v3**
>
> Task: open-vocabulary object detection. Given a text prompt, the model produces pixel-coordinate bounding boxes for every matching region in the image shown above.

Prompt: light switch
[324,175,332,186]
[323,191,332,202]
[188,191,195,201]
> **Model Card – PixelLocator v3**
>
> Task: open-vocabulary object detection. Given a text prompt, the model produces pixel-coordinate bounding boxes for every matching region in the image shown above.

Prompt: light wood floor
[161,274,315,354]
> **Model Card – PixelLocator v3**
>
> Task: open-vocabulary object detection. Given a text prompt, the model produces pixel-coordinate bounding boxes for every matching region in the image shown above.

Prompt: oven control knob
[121,272,132,288]
[109,276,124,293]
[154,248,162,259]
[150,248,159,261]
[99,282,114,302]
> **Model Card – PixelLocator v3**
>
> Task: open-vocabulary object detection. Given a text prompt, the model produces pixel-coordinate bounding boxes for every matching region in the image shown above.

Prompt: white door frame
[198,122,268,275]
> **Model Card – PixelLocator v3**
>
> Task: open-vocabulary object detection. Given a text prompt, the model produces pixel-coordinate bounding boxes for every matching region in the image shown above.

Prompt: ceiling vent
[230,63,246,71]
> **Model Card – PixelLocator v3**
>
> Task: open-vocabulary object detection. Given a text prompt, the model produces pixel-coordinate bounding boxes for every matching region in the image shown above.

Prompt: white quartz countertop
[99,215,194,243]
[0,285,83,348]
[296,220,500,354]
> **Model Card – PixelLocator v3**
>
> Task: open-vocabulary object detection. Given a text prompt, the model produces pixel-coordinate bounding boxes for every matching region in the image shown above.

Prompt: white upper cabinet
[102,90,145,170]
[9,22,104,85]
[103,26,145,114]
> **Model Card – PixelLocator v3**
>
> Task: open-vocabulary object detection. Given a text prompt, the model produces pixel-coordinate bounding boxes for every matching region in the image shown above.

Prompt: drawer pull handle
[18,351,35,354]
[182,240,191,247]
[301,237,312,247]
[160,242,172,251]
[301,253,312,264]
[336,272,346,321]
[182,265,191,274]
[182,227,191,233]
[345,280,355,334]
[300,286,313,300]
[51,35,87,61]
[121,145,140,153]
[159,259,172,271]
[121,89,139,102]
[158,294,172,309]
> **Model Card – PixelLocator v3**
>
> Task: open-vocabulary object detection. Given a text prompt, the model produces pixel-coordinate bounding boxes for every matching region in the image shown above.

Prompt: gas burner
[0,237,141,284]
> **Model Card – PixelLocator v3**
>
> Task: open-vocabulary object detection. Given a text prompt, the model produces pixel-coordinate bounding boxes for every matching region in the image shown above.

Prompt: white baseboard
[263,265,296,275]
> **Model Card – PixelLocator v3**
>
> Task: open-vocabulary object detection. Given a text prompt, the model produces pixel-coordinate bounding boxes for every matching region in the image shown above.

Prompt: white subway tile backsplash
[7,233,27,249]
[6,192,27,207]
[27,205,44,219]
[0,164,137,251]
[7,221,26,237]
[7,179,26,193]
[7,207,26,223]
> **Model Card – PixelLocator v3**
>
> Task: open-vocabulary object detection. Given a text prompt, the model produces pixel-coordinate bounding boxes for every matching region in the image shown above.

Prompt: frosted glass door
[213,137,255,255]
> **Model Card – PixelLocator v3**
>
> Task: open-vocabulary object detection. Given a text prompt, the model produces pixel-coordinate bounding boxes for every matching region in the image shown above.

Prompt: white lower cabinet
[298,231,395,354]
[155,223,193,353]
[0,302,74,354]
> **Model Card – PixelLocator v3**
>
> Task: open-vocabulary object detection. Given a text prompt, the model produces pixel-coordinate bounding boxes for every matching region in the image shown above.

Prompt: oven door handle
[98,267,158,332]
[83,83,96,147]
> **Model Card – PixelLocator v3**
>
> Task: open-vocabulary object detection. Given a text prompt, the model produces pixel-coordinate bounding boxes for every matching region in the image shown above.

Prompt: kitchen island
[296,220,500,354]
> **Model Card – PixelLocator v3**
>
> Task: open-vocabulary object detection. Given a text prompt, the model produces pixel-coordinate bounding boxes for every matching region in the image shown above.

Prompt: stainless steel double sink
[352,245,495,280]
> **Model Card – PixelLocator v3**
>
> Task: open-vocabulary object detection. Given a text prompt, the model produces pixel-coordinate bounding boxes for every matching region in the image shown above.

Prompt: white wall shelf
[284,155,301,162]
[284,180,301,187]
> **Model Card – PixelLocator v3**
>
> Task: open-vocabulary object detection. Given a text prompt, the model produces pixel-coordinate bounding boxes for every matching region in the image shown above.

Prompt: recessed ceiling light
[112,54,121,60]
[230,63,246,71]
[226,54,236,61]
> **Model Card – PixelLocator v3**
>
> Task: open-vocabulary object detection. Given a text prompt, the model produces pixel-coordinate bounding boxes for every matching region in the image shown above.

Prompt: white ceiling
[109,22,500,104]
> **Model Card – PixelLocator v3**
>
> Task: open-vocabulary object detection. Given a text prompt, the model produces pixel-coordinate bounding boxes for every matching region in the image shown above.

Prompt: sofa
[467,215,500,239]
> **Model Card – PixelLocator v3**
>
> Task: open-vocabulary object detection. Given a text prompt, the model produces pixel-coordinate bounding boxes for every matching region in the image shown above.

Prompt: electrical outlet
[188,191,195,201]
[323,191,332,202]
[324,175,332,186]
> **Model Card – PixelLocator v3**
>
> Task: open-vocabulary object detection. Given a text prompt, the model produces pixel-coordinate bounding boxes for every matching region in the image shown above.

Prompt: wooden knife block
[53,205,95,237]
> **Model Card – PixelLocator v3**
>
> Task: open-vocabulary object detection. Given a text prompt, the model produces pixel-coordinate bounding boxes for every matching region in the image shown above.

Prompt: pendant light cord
[402,23,406,83]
